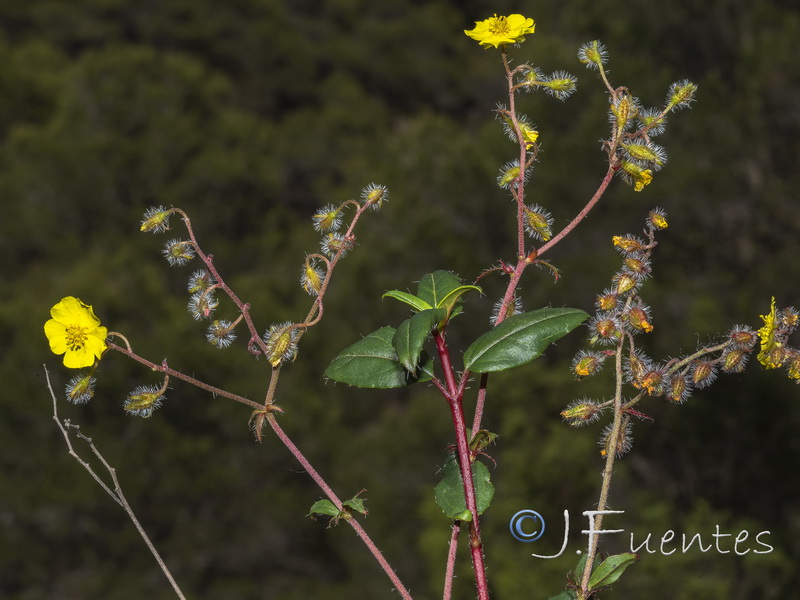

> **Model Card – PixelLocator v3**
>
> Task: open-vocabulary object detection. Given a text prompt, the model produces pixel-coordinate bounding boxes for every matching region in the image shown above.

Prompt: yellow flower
[464,14,535,49]
[44,297,108,368]
[519,122,540,149]
[757,297,784,369]
[620,160,653,192]
[630,169,653,192]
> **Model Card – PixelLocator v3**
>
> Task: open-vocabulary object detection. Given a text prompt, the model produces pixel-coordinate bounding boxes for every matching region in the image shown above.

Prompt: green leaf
[382,290,432,312]
[463,308,589,373]
[342,494,368,516]
[573,552,588,584]
[416,271,463,308]
[393,309,446,374]
[307,499,339,519]
[433,456,494,521]
[546,591,578,600]
[324,327,433,388]
[587,552,639,590]
[437,284,482,316]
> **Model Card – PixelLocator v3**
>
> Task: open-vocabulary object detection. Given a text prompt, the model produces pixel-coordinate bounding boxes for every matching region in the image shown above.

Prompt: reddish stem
[433,331,490,600]
[173,208,269,356]
[268,415,412,600]
[536,166,616,258]
[107,342,263,411]
[442,522,460,600]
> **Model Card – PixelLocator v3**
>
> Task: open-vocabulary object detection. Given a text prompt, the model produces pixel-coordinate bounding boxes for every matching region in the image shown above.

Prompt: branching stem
[46,366,187,600]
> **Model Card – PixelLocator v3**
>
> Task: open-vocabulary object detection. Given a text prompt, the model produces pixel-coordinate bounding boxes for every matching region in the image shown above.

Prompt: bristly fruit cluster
[563,209,768,457]
[578,40,697,193]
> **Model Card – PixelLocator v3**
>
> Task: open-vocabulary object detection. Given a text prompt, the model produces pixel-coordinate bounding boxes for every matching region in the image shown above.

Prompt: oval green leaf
[463,308,589,373]
[325,327,432,388]
[382,290,432,312]
[393,309,446,374]
[433,456,494,521]
[588,552,639,590]
[416,270,463,308]
[307,499,339,519]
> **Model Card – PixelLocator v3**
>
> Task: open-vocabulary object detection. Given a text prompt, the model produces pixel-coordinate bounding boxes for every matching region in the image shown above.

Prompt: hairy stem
[442,522,460,600]
[581,341,625,595]
[266,415,412,599]
[537,166,616,259]
[433,332,490,600]
[106,342,263,411]
[173,208,269,356]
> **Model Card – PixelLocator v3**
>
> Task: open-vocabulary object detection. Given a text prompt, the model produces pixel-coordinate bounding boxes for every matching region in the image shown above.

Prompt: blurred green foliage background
[2,0,799,598]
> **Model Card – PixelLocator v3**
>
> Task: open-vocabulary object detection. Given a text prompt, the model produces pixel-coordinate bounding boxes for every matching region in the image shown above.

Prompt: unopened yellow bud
[648,208,668,230]
[615,273,638,295]
[572,351,604,378]
[561,399,602,426]
[612,235,646,253]
[627,307,654,333]
[596,292,618,311]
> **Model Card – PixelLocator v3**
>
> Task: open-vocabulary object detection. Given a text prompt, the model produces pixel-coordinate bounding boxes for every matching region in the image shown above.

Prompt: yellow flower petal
[464,14,536,49]
[44,296,108,369]
[757,297,783,369]
[44,320,68,354]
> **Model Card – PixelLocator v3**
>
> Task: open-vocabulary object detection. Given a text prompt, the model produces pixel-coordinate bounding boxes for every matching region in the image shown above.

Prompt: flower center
[65,324,88,351]
[490,16,509,36]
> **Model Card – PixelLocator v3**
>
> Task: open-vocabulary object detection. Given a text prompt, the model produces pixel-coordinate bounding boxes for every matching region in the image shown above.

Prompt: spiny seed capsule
[626,307,654,333]
[691,360,717,388]
[561,400,602,426]
[780,307,799,329]
[264,322,299,367]
[729,326,757,350]
[623,256,651,279]
[614,273,638,295]
[647,208,668,230]
[612,235,647,254]
[66,374,96,405]
[124,384,165,418]
[627,353,650,386]
[497,161,522,189]
[361,183,389,208]
[140,206,171,233]
[589,316,620,345]
[578,40,608,70]
[596,291,618,311]
[301,261,324,296]
[722,348,747,373]
[599,421,633,458]
[787,351,800,380]
[640,370,666,395]
[668,374,690,403]
[572,351,604,378]
[523,205,553,241]
[312,204,342,232]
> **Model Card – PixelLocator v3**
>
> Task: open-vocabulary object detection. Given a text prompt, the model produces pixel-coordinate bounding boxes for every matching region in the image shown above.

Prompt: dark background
[2,0,799,598]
